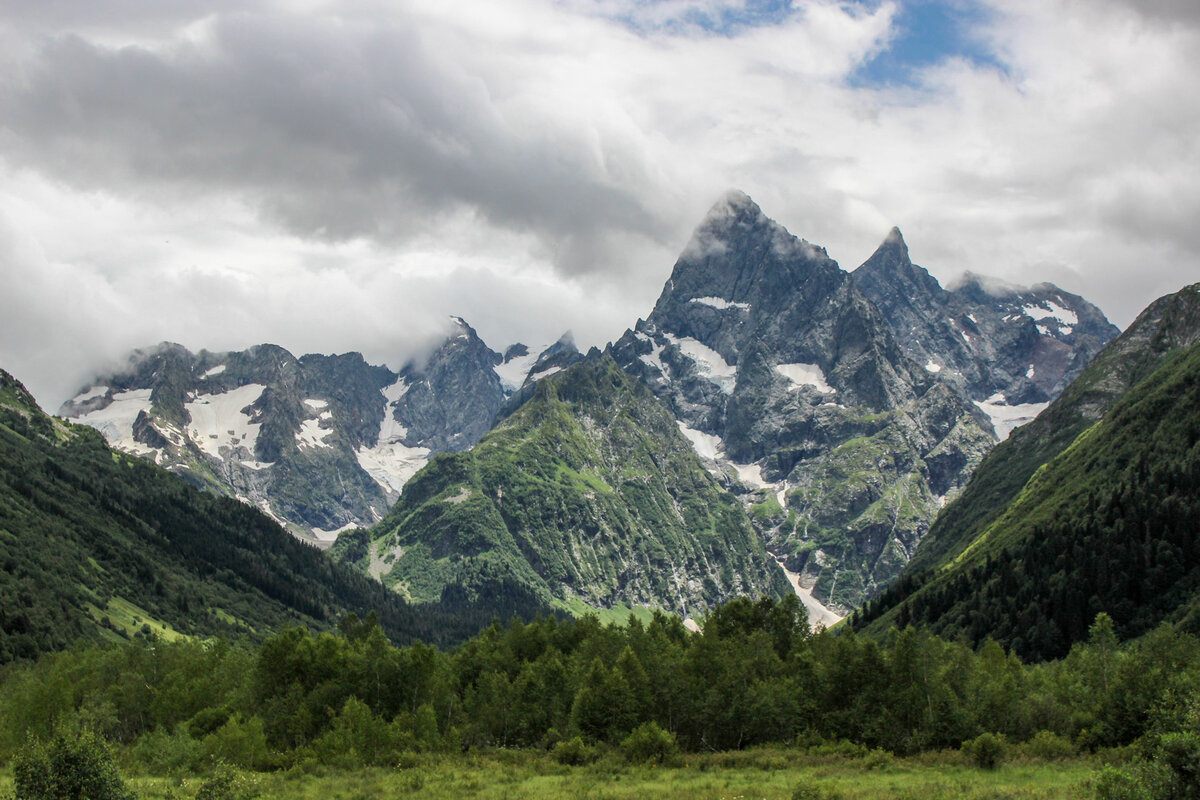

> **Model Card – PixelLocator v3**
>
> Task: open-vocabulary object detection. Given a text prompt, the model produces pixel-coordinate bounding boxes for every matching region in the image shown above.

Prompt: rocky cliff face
[60,319,518,545]
[334,353,791,619]
[609,192,996,610]
[852,229,1119,438]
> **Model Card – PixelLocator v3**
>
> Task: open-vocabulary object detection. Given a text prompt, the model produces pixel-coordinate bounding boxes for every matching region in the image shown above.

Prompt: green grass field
[0,749,1099,800]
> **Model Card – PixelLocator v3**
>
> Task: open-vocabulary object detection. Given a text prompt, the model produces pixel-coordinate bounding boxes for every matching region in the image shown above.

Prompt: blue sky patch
[848,0,1006,88]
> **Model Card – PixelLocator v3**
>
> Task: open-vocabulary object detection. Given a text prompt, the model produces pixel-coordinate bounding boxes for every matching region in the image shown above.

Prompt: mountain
[332,352,792,621]
[59,319,514,544]
[0,368,531,662]
[609,191,997,611]
[852,228,1120,437]
[854,284,1200,659]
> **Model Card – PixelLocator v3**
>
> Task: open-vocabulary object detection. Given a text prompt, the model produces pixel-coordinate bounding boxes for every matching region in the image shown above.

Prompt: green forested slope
[856,338,1200,660]
[334,354,790,618]
[906,283,1200,575]
[0,369,521,662]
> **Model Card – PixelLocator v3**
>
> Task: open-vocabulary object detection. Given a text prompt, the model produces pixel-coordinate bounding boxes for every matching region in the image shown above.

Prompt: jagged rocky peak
[610,192,995,612]
[661,191,835,318]
[525,332,582,384]
[851,230,1120,433]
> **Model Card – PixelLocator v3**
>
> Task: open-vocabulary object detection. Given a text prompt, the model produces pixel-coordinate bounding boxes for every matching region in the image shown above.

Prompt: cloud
[1,0,1198,407]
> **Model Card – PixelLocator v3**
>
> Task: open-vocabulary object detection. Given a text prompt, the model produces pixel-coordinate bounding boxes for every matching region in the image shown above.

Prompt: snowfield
[185,384,268,460]
[774,363,835,394]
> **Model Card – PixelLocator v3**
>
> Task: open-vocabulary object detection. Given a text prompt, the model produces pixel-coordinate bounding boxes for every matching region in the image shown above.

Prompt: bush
[962,732,1006,770]
[11,730,135,800]
[1158,731,1200,798]
[1021,730,1076,761]
[792,781,845,800]
[619,722,678,765]
[552,736,596,766]
[862,748,895,770]
[196,762,259,800]
[1093,765,1156,800]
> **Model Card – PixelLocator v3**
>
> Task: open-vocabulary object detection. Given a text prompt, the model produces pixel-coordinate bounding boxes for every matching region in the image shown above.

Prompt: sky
[2,0,1199,408]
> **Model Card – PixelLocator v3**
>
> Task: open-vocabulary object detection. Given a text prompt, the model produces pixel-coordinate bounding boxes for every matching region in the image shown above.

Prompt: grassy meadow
[0,748,1100,800]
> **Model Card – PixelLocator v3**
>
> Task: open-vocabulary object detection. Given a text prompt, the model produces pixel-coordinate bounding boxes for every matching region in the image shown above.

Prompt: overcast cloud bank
[1,0,1198,406]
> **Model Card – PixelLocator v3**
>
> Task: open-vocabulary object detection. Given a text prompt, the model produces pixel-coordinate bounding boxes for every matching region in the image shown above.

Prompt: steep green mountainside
[0,369,532,662]
[332,354,791,620]
[855,304,1200,660]
[904,283,1200,575]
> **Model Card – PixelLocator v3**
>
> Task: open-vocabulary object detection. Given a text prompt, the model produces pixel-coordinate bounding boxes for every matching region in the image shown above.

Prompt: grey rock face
[389,317,508,453]
[610,191,996,611]
[60,319,514,545]
[852,229,1120,410]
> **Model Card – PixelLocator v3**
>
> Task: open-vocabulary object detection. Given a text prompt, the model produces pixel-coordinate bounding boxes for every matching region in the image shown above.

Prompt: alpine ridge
[59,319,569,544]
[609,191,999,611]
[852,227,1119,438]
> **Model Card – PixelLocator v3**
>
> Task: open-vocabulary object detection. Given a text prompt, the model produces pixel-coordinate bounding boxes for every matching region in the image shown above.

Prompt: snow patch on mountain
[974,393,1049,440]
[355,442,430,496]
[297,411,334,449]
[185,384,267,459]
[1023,300,1079,327]
[67,388,161,459]
[925,361,942,373]
[774,363,835,394]
[311,522,358,544]
[676,421,724,461]
[635,333,669,380]
[494,348,541,392]
[664,334,737,394]
[202,365,226,378]
[773,554,843,630]
[529,365,563,382]
[355,378,428,495]
[690,296,750,311]
[732,462,770,490]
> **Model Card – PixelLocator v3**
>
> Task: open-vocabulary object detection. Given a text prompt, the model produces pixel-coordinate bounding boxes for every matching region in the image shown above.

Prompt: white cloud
[1,0,1198,408]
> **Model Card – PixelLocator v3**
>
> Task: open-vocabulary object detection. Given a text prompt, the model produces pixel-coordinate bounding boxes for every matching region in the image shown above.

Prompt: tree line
[2,595,1198,773]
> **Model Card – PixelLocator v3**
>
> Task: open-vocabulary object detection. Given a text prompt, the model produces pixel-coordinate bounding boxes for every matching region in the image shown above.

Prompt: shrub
[196,762,259,800]
[551,736,596,766]
[1022,730,1076,761]
[962,732,1006,770]
[1158,731,1200,798]
[862,748,895,770]
[619,722,678,765]
[11,730,135,800]
[1093,765,1155,800]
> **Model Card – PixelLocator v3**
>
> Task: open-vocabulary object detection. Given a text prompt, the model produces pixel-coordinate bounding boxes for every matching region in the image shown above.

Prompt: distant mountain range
[54,191,1122,619]
[59,319,579,545]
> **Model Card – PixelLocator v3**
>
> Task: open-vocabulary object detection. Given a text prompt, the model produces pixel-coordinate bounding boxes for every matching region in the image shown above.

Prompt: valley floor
[0,750,1098,800]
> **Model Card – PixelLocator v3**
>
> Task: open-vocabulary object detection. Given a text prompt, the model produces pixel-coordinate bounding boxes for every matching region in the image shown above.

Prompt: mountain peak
[692,190,765,238]
[885,226,905,245]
